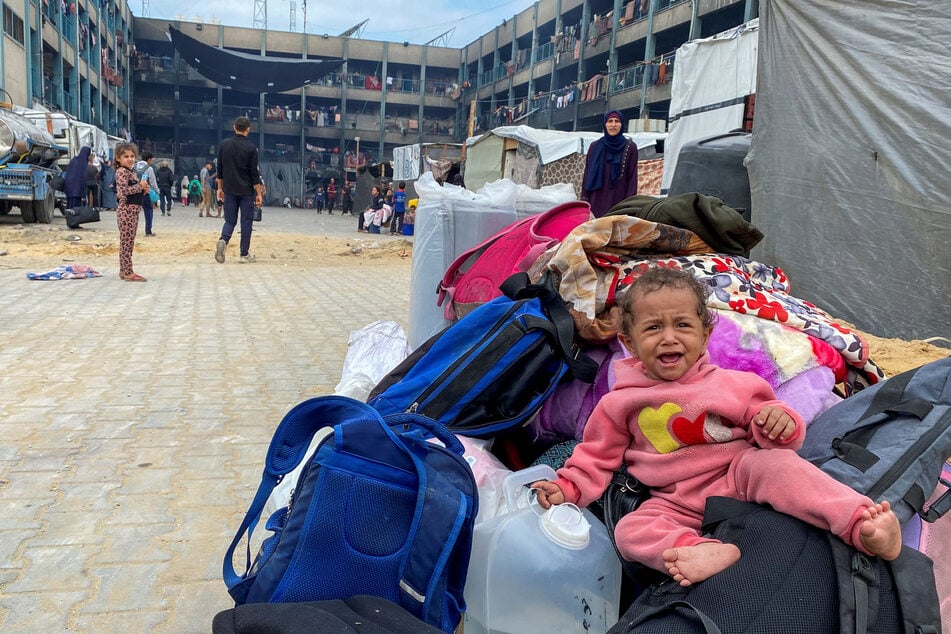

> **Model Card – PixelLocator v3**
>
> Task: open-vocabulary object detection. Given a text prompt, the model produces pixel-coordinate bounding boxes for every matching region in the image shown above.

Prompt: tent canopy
[167,26,343,93]
[749,1,951,341]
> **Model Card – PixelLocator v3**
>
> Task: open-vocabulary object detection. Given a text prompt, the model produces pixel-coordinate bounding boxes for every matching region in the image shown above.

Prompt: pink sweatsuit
[551,353,874,574]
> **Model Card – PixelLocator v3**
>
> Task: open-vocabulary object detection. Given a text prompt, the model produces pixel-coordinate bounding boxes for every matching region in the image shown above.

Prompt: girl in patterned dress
[113,143,149,282]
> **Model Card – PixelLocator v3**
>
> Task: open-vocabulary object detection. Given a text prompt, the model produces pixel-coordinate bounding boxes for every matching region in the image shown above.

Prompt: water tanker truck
[0,95,67,224]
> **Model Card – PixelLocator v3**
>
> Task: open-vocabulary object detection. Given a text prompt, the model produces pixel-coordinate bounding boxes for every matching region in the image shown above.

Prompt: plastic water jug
[464,465,622,634]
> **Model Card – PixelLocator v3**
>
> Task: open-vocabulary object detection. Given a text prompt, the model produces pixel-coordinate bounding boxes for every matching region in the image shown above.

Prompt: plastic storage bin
[464,465,622,634]
[667,130,752,222]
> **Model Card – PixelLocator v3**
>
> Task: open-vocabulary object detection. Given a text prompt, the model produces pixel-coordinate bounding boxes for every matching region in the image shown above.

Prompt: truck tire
[19,202,36,223]
[34,189,55,224]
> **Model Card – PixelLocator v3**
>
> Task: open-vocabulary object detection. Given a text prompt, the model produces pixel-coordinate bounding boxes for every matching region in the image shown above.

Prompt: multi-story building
[463,0,756,134]
[130,18,461,179]
[1,0,133,136]
[0,0,753,175]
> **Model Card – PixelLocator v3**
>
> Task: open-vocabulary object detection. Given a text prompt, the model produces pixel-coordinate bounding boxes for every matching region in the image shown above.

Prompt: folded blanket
[26,265,102,281]
[608,193,764,255]
[534,217,883,393]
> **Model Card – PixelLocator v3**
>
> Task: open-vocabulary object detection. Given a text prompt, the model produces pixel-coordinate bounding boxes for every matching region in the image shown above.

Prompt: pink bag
[436,201,592,320]
[908,462,951,631]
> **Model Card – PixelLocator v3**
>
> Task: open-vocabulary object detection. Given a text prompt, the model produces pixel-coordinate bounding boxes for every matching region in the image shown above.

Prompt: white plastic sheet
[407,173,577,348]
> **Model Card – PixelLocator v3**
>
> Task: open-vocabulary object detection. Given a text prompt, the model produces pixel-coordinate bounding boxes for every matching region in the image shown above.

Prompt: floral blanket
[533,215,883,393]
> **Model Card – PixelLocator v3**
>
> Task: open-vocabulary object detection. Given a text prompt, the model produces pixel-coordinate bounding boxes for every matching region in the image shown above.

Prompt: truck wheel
[34,189,55,224]
[19,202,36,223]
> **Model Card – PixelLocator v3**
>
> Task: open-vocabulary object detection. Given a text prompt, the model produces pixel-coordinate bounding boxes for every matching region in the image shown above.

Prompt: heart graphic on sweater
[637,403,682,454]
[671,412,708,445]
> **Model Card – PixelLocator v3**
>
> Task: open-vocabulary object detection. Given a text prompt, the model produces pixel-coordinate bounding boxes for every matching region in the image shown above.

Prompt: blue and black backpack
[368,272,599,438]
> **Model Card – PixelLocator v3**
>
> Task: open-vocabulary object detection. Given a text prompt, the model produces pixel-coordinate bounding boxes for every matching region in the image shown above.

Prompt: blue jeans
[221,194,254,256]
[142,199,154,234]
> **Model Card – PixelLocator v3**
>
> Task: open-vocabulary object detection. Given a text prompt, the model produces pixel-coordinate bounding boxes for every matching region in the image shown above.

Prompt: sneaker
[239,254,256,263]
[215,239,227,263]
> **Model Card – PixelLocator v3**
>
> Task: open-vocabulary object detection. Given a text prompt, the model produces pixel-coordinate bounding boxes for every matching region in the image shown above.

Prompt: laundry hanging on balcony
[167,25,343,93]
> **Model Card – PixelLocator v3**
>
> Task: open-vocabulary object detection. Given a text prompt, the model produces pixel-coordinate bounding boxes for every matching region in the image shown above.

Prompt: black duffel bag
[64,206,101,229]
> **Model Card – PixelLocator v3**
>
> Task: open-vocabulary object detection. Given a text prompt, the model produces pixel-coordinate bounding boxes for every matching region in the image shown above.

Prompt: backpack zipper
[404,300,523,417]
[865,409,951,501]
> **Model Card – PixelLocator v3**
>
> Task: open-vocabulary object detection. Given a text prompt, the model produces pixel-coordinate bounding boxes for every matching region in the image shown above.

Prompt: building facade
[464,0,755,134]
[1,0,133,135]
[0,0,752,173]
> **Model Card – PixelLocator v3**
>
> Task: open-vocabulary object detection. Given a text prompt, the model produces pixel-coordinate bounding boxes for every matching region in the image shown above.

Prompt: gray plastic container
[668,131,752,222]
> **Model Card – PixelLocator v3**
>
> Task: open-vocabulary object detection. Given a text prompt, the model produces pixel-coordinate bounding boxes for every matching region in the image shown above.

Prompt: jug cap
[538,504,590,550]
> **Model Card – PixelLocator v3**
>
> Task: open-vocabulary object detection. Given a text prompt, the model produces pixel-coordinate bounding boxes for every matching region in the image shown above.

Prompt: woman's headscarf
[63,146,92,198]
[583,110,629,192]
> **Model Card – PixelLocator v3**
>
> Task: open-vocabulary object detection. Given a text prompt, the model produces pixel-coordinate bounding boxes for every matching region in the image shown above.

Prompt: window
[3,5,24,46]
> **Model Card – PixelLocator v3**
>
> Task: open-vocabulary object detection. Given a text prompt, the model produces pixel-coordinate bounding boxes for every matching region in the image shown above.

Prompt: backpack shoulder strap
[828,536,942,634]
[500,272,598,382]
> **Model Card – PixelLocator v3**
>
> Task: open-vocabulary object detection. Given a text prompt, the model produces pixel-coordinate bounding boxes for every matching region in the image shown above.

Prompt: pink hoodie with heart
[551,352,805,509]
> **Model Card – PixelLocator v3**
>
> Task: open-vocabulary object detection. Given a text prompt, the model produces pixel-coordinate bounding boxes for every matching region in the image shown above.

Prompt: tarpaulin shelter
[167,26,343,93]
[749,1,951,341]
[464,125,666,197]
[392,143,464,189]
[661,20,758,193]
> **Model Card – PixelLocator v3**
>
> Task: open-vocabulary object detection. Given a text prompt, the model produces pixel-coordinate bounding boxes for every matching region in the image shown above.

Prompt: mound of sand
[0,223,412,268]
[1,222,946,377]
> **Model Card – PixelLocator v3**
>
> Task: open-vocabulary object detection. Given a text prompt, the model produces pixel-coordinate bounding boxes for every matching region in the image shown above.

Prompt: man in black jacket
[215,117,265,264]
[155,160,175,215]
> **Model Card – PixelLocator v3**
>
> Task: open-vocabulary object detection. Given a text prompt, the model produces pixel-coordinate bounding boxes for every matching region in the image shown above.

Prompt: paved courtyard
[0,207,412,632]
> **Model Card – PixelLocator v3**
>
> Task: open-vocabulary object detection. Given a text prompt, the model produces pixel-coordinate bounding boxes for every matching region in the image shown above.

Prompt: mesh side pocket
[275,468,416,603]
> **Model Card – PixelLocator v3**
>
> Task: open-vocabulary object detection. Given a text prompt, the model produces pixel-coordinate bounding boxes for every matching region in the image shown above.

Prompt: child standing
[113,143,149,282]
[390,181,407,235]
[315,186,325,214]
[532,267,901,587]
[181,175,190,206]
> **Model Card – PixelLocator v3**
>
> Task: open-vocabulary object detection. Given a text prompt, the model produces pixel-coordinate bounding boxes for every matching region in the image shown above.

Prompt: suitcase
[64,206,101,229]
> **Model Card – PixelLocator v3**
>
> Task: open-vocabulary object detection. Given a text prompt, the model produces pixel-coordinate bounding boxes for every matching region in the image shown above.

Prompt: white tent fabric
[749,1,951,341]
[393,144,422,181]
[662,20,758,192]
[468,125,665,165]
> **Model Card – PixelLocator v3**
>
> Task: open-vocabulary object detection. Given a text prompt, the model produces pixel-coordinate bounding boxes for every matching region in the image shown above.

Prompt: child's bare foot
[662,542,741,586]
[859,501,902,560]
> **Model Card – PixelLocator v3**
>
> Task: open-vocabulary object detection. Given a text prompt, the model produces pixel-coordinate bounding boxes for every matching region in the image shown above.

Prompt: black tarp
[167,26,343,93]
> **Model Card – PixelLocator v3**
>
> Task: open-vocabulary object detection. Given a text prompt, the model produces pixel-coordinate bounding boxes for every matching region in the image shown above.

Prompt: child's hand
[530,480,565,509]
[754,405,797,442]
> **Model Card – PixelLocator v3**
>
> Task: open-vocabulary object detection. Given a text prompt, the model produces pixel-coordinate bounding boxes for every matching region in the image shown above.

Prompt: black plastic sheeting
[167,26,343,93]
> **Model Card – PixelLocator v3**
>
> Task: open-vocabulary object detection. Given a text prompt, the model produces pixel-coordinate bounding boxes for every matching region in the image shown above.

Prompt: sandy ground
[1,221,947,377]
[0,222,412,269]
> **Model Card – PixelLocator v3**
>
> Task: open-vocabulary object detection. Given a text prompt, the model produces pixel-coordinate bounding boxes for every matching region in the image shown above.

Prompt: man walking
[155,160,175,215]
[215,117,265,264]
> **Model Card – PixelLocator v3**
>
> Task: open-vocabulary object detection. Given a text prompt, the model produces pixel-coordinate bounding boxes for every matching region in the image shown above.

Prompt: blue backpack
[223,396,478,634]
[368,273,598,438]
[799,356,951,525]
